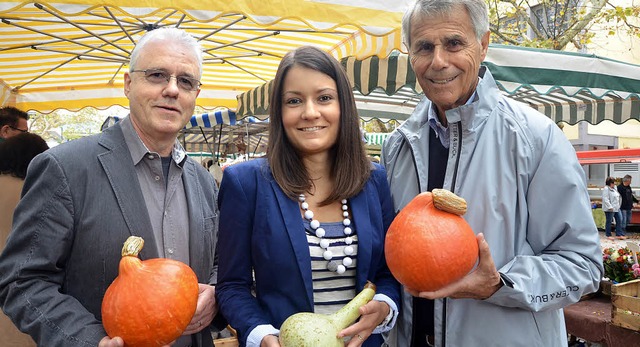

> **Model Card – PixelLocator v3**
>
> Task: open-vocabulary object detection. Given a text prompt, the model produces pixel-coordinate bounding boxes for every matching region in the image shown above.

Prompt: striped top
[304,219,359,315]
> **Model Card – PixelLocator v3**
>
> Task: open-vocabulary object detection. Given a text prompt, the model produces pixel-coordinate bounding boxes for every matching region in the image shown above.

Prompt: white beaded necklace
[298,194,354,274]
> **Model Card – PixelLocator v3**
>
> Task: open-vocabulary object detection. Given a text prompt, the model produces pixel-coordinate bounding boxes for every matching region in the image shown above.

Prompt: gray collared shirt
[121,116,193,347]
[120,116,190,265]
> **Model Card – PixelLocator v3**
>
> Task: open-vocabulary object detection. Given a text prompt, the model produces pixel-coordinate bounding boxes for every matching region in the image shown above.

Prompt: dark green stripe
[368,56,379,95]
[386,54,398,94]
[482,62,640,95]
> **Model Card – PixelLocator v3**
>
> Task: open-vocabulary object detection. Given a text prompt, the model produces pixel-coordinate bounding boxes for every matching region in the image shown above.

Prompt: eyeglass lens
[142,69,200,91]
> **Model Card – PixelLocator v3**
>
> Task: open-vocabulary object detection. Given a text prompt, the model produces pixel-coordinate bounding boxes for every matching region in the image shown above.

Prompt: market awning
[576,148,640,165]
[237,44,640,125]
[0,0,411,113]
[101,109,269,157]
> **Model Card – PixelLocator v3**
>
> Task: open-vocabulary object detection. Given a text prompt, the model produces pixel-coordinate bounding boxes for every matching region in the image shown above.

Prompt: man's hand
[99,336,172,347]
[183,283,219,335]
[407,233,502,300]
[99,336,124,347]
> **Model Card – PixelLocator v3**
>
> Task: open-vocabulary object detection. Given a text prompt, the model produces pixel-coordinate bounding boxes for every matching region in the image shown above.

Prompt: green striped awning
[237,44,640,125]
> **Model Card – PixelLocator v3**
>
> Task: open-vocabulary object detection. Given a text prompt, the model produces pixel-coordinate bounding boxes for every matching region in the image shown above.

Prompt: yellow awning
[0,0,410,113]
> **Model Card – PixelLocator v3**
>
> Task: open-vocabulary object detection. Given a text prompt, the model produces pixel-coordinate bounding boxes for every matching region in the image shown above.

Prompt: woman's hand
[337,300,390,346]
[260,334,281,347]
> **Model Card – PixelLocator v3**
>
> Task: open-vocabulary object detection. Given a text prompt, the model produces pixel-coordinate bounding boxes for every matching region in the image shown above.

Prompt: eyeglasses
[9,125,28,133]
[130,69,202,92]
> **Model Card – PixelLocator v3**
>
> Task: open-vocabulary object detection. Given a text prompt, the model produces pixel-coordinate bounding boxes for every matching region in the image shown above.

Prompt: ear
[0,124,9,137]
[479,31,490,61]
[124,72,132,97]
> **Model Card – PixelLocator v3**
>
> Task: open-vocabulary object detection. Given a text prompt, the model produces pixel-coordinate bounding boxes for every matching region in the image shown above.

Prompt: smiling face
[281,65,341,158]
[408,5,489,118]
[124,39,200,152]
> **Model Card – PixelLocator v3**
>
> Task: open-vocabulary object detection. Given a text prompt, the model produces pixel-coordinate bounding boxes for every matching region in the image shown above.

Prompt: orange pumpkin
[385,190,479,292]
[102,236,199,347]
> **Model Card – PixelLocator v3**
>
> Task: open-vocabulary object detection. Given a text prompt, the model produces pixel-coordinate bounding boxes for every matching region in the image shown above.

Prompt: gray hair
[129,28,203,77]
[402,0,489,50]
[623,174,632,183]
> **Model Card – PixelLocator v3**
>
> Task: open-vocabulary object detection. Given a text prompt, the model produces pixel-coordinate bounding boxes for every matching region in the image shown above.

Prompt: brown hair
[0,132,49,179]
[0,106,29,128]
[266,46,370,206]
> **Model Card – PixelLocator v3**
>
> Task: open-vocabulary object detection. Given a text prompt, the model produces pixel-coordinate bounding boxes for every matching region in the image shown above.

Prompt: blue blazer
[216,158,400,347]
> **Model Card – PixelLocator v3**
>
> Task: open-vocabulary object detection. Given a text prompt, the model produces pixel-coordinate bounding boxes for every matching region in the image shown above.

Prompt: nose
[301,100,320,119]
[431,46,448,69]
[162,77,180,97]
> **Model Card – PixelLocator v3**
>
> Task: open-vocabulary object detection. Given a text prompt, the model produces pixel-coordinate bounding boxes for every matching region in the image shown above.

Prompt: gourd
[101,236,199,347]
[279,282,377,347]
[384,189,478,292]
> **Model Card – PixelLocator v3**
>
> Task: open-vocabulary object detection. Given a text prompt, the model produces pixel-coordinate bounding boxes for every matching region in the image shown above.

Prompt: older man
[0,106,29,142]
[0,28,223,347]
[381,0,603,346]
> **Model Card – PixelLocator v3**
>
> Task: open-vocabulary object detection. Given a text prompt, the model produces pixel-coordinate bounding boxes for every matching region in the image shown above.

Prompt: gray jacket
[0,122,220,346]
[381,67,603,347]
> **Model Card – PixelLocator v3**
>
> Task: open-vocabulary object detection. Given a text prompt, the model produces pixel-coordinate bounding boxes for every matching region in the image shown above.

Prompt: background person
[216,46,400,347]
[617,174,638,233]
[381,0,603,346]
[603,176,624,239]
[0,106,29,142]
[0,28,223,347]
[0,132,48,347]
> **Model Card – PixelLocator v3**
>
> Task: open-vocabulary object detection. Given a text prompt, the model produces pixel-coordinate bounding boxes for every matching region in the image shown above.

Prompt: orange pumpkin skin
[385,192,479,292]
[102,244,199,347]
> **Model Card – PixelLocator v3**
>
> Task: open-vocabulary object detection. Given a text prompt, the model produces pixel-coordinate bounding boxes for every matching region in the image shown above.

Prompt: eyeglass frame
[130,69,202,92]
[8,125,28,133]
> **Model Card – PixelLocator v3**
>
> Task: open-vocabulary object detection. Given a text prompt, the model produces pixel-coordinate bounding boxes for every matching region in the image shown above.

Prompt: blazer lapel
[97,124,158,259]
[270,180,314,308]
[350,189,373,288]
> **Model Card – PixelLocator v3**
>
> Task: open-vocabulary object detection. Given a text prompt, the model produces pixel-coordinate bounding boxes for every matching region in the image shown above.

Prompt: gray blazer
[0,122,220,347]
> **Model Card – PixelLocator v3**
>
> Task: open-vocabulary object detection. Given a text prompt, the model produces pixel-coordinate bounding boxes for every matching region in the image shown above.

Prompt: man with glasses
[0,106,29,142]
[0,28,224,347]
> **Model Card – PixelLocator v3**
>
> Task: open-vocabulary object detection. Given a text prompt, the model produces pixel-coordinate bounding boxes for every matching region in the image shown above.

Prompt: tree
[488,0,640,50]
[29,108,104,143]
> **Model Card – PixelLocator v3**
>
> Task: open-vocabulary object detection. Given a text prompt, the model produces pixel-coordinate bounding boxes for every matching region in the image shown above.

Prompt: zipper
[441,121,463,347]
[396,128,422,347]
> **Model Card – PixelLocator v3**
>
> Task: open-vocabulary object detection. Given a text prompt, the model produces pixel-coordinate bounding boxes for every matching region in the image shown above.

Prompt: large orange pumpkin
[385,190,479,292]
[102,236,199,347]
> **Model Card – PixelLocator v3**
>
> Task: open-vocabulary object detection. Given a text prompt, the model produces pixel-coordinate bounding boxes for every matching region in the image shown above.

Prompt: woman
[602,176,624,240]
[216,46,400,347]
[0,131,48,347]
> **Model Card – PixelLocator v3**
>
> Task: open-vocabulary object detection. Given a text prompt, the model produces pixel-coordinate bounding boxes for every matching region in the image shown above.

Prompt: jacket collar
[97,122,158,259]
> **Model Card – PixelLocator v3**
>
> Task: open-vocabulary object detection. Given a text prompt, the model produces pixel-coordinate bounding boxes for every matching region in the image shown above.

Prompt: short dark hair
[0,132,49,179]
[605,177,616,186]
[0,106,29,128]
[267,46,370,205]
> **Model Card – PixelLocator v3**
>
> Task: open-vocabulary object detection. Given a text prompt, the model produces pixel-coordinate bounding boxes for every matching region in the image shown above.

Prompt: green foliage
[487,0,639,50]
[29,108,103,143]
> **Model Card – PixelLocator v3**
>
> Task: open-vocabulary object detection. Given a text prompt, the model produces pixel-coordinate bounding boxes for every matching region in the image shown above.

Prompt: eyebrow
[147,67,197,79]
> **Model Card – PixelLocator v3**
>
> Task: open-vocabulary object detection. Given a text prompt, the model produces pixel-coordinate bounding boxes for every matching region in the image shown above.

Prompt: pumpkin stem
[432,189,467,216]
[121,236,144,257]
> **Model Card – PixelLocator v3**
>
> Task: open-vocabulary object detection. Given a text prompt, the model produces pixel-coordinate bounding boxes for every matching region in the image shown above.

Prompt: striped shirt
[304,219,359,315]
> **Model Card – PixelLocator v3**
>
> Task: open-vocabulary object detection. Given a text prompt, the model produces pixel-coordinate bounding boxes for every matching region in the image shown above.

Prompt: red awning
[578,158,640,165]
[576,148,640,165]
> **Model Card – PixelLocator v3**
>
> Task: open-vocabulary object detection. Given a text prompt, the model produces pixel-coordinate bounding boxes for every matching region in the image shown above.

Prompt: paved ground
[598,230,640,251]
